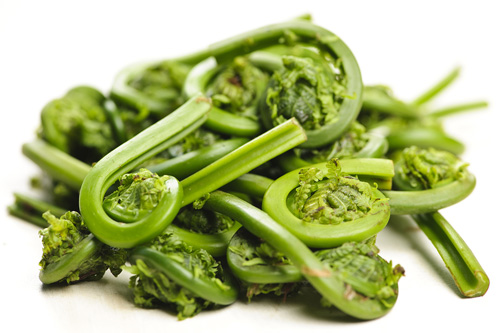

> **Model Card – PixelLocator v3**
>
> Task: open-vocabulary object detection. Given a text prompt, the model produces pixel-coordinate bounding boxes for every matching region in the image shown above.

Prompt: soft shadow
[385,215,463,297]
[240,283,366,323]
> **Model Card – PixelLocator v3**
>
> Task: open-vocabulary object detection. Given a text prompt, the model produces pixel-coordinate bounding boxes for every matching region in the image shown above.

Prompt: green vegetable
[126,233,238,320]
[40,86,118,164]
[80,94,210,249]
[38,211,127,284]
[204,191,402,320]
[8,16,490,323]
[263,159,393,248]
[382,146,476,215]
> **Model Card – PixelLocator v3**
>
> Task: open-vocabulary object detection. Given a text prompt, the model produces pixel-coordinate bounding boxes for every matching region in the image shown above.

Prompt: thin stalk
[412,67,461,106]
[428,101,488,118]
[8,193,67,227]
[412,211,489,297]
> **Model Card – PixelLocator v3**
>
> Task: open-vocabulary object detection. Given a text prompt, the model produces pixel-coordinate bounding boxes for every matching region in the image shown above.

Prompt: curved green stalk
[208,20,363,148]
[80,95,211,248]
[227,227,303,284]
[129,246,238,306]
[411,211,489,297]
[165,222,241,258]
[386,127,465,155]
[39,234,100,284]
[204,191,399,320]
[222,173,274,199]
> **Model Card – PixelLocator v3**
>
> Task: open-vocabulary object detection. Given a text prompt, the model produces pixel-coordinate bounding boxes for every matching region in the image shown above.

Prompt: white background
[1,1,499,332]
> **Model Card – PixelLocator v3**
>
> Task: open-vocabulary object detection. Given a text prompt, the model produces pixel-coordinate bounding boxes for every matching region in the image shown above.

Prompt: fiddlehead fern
[38,211,127,284]
[126,233,238,320]
[79,94,211,249]
[40,86,118,164]
[110,59,193,117]
[203,190,402,320]
[382,146,476,215]
[262,158,393,248]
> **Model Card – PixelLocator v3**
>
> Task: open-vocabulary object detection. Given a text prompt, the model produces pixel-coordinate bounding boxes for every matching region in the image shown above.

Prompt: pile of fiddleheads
[8,14,489,322]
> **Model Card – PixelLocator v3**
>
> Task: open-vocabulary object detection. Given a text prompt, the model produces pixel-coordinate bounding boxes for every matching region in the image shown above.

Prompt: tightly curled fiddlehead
[261,54,346,132]
[383,146,476,215]
[111,60,192,117]
[126,233,238,320]
[102,169,173,223]
[263,159,392,248]
[79,95,211,249]
[204,191,401,319]
[40,86,117,164]
[38,211,127,284]
[227,225,403,306]
[316,239,404,308]
[187,19,362,145]
[392,146,469,191]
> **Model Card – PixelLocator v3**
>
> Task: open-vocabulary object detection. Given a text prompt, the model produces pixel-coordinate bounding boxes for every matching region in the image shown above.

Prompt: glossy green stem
[148,138,248,180]
[386,128,465,155]
[204,191,396,320]
[412,67,461,106]
[180,118,306,206]
[22,139,91,191]
[222,173,274,199]
[412,211,489,297]
[129,246,239,305]
[428,101,488,118]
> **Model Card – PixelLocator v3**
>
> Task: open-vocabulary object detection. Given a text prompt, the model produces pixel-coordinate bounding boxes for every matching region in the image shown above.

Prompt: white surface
[1,1,498,332]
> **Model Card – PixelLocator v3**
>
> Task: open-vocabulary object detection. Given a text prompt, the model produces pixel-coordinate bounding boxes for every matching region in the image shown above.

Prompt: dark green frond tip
[292,159,384,225]
[262,55,345,131]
